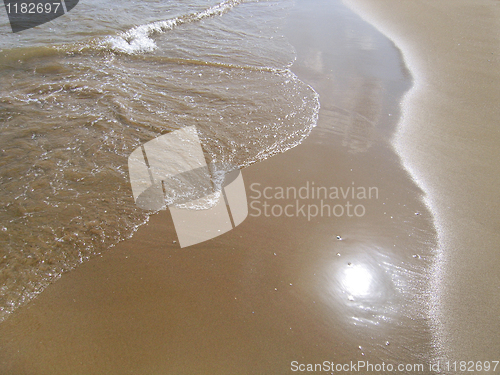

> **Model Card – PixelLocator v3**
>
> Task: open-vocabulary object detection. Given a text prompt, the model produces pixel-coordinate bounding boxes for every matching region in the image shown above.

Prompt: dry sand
[0,0,498,373]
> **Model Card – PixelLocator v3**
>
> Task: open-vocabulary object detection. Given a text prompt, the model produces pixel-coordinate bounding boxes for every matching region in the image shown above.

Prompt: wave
[0,0,319,323]
[101,0,244,54]
[1,1,245,62]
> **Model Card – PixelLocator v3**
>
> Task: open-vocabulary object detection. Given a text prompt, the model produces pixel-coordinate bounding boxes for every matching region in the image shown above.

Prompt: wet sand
[343,0,500,363]
[2,0,494,373]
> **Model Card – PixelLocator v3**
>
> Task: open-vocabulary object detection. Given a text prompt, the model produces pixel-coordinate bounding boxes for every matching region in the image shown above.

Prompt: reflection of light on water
[321,256,397,328]
[342,265,372,297]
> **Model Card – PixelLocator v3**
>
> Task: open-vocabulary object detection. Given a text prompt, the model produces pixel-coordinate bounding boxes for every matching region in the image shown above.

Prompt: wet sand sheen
[0,0,439,373]
[343,0,500,362]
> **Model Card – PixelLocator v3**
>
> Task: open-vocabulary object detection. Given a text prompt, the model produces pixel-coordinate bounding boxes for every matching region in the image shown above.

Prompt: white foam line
[341,0,447,363]
[102,0,243,55]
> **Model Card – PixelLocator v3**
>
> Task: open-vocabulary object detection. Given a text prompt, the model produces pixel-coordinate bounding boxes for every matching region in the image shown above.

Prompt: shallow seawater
[0,0,319,321]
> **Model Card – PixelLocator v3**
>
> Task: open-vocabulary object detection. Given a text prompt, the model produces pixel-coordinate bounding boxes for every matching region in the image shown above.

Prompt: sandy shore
[1,0,498,373]
[343,0,500,362]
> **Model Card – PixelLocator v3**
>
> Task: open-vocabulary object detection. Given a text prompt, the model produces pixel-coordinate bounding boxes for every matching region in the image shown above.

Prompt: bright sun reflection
[342,265,373,297]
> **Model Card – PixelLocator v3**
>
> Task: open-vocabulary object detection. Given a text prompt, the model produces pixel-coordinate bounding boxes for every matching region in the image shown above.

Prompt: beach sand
[343,0,500,362]
[0,0,498,373]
